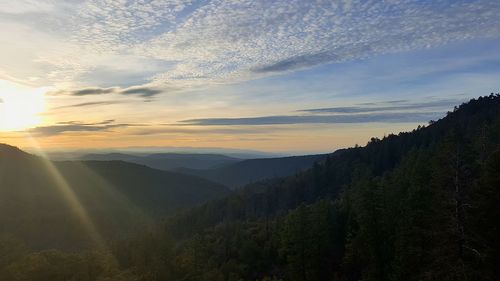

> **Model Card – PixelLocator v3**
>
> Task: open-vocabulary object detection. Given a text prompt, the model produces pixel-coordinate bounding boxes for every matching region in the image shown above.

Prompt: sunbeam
[64,160,153,233]
[23,134,107,250]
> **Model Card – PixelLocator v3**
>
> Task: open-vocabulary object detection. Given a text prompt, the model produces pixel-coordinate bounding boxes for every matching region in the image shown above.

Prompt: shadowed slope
[0,145,230,250]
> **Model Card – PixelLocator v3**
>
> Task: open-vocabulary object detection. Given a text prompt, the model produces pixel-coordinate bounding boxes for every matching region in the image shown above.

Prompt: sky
[0,0,499,154]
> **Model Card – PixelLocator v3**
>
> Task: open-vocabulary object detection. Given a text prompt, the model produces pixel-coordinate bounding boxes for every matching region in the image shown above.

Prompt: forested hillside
[0,95,499,280]
[110,94,500,281]
[0,148,229,250]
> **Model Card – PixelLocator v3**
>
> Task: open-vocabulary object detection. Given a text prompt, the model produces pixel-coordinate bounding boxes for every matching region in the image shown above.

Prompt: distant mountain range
[80,152,241,170]
[44,147,287,161]
[177,154,330,188]
[66,152,330,189]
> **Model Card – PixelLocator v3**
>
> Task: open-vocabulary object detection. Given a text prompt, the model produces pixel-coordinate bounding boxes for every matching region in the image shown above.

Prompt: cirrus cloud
[178,112,444,126]
[49,86,164,99]
[29,120,134,137]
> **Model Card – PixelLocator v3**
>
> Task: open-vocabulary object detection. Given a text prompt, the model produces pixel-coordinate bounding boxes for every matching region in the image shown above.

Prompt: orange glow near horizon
[1,123,423,156]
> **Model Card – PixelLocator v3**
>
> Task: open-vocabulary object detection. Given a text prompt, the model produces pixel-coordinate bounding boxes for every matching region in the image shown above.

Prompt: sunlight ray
[23,134,107,249]
[66,160,154,232]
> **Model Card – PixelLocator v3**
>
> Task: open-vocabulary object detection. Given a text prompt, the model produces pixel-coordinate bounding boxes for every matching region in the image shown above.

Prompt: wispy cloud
[72,88,116,96]
[53,101,125,110]
[179,112,443,126]
[178,98,464,126]
[252,51,340,73]
[300,99,465,114]
[0,0,55,14]
[56,119,116,126]
[50,86,163,99]
[142,0,500,85]
[29,120,132,136]
[128,126,284,136]
[2,0,499,89]
[121,87,162,98]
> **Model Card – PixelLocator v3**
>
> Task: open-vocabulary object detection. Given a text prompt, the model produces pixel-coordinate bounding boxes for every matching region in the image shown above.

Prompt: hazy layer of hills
[178,154,329,188]
[80,152,241,171]
[74,151,329,189]
[45,147,285,161]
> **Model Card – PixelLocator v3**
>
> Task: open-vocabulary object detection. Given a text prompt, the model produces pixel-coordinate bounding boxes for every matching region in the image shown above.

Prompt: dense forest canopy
[0,94,499,280]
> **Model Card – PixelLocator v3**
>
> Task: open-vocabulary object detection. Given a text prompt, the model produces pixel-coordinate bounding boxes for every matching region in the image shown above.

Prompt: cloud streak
[51,86,164,99]
[299,99,465,114]
[72,88,116,96]
[178,98,464,126]
[29,120,132,136]
[179,112,443,126]
[53,101,125,110]
[252,51,340,73]
[121,87,162,98]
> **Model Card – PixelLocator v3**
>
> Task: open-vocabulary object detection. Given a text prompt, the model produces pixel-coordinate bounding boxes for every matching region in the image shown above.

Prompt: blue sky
[0,0,499,153]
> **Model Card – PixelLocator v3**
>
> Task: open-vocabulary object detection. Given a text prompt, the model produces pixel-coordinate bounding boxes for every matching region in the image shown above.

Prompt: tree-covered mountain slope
[0,146,230,250]
[0,95,498,281]
[111,94,500,281]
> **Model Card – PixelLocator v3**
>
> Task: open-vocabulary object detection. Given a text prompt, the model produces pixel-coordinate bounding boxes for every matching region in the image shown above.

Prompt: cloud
[179,112,444,126]
[72,87,116,96]
[177,97,466,126]
[128,126,287,136]
[53,86,163,99]
[29,120,130,136]
[121,87,163,98]
[142,0,500,84]
[53,101,125,110]
[0,0,55,14]
[358,100,409,106]
[252,51,339,73]
[56,119,115,125]
[2,0,500,89]
[300,99,465,114]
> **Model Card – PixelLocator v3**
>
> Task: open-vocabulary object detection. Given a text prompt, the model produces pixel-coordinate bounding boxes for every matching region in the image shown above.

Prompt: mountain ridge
[177,153,330,188]
[0,145,231,250]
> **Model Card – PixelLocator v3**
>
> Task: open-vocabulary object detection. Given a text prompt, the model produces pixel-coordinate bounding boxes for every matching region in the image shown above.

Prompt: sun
[0,80,46,131]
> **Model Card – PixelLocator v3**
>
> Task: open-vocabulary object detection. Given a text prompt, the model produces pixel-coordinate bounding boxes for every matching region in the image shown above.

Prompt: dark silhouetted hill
[0,145,230,250]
